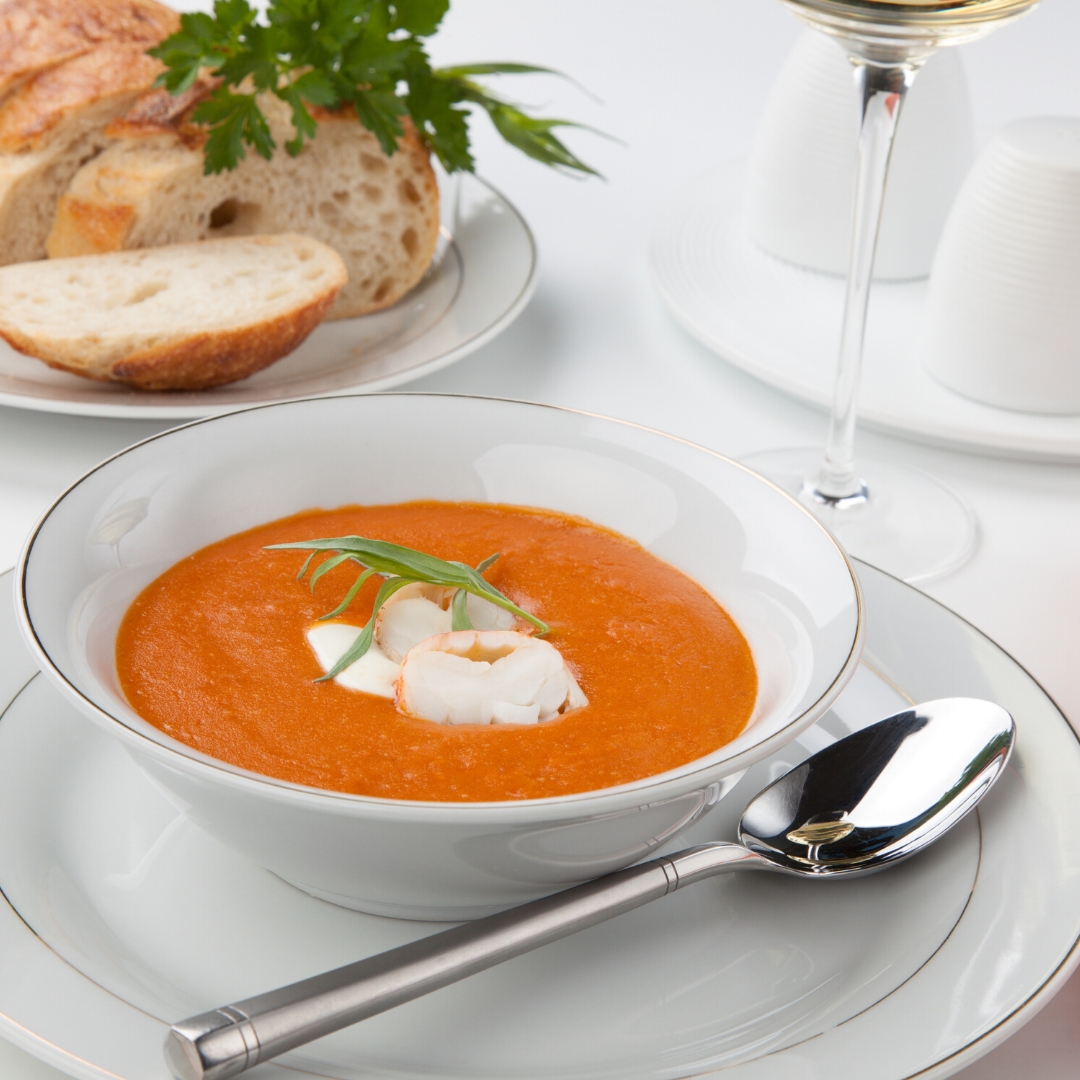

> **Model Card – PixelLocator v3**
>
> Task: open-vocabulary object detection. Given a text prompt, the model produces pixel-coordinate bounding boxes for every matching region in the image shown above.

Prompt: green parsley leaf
[147,11,233,94]
[352,89,408,156]
[436,62,559,78]
[439,72,601,176]
[405,64,474,172]
[389,0,450,38]
[192,89,276,173]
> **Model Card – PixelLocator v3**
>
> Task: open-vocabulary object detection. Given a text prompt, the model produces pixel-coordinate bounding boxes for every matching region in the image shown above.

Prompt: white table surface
[2,1,1078,1077]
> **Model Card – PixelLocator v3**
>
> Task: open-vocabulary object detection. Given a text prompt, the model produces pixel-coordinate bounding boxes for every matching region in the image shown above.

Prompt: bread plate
[0,171,535,419]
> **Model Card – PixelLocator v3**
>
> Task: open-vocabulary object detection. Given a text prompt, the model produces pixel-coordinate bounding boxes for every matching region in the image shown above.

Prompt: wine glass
[742,0,1040,583]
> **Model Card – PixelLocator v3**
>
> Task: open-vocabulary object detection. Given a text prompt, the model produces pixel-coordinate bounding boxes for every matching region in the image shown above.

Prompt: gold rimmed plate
[0,172,536,420]
[1,561,1079,1079]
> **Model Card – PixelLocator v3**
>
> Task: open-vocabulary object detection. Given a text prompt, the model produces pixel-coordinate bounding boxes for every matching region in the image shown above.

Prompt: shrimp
[395,630,589,726]
[374,582,520,663]
[306,582,528,699]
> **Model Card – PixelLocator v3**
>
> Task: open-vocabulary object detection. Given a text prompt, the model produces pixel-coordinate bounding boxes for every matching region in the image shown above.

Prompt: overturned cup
[922,117,1080,415]
[747,30,974,281]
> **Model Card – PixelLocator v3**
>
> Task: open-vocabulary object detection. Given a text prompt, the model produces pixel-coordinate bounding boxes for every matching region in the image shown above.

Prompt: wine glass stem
[815,61,917,502]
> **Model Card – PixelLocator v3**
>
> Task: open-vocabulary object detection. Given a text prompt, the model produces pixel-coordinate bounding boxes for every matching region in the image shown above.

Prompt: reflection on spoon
[165,697,1014,1080]
[786,817,856,849]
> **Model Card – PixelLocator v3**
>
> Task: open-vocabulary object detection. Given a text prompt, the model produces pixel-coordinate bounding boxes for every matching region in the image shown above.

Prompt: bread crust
[0,41,164,151]
[0,0,177,104]
[110,288,340,389]
[3,289,339,390]
[105,75,216,144]
[47,193,135,254]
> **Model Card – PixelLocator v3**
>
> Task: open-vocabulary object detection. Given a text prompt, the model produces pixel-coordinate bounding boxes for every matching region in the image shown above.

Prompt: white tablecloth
[2,1,1078,1076]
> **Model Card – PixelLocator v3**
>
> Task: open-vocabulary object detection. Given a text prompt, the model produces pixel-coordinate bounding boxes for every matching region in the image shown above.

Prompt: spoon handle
[165,843,765,1080]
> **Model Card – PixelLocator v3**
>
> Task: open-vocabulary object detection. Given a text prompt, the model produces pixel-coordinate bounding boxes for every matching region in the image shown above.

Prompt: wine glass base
[740,448,978,585]
[801,477,869,511]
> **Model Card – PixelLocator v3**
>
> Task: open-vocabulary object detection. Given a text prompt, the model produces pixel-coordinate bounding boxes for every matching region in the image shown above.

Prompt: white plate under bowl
[0,172,535,420]
[649,161,1080,463]
[2,562,1079,1080]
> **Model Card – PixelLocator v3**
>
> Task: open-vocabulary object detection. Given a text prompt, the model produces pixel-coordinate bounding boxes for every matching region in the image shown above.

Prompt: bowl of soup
[16,394,862,919]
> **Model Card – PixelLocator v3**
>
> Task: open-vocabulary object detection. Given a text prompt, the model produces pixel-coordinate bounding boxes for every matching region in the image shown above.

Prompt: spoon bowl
[165,697,1015,1080]
[740,697,1014,876]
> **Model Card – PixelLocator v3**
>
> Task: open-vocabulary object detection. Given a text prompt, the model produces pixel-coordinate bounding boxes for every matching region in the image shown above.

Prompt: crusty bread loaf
[48,91,440,319]
[0,0,178,265]
[0,233,347,389]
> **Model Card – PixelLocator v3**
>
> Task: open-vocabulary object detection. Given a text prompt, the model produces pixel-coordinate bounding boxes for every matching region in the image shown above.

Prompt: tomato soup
[116,502,757,801]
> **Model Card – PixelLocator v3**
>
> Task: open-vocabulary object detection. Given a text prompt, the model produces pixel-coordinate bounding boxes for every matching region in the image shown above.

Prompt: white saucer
[0,172,535,420]
[650,162,1080,463]
[2,562,1080,1080]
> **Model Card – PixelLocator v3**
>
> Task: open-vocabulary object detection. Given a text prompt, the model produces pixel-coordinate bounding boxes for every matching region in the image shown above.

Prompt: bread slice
[48,92,440,319]
[0,233,347,389]
[0,41,167,264]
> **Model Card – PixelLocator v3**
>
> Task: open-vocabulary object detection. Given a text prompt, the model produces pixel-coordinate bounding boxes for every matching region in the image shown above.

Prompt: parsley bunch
[148,0,598,176]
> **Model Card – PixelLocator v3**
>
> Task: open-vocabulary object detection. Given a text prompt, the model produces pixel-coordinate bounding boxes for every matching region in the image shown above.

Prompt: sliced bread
[48,91,440,319]
[0,0,179,264]
[0,233,347,389]
[0,41,168,265]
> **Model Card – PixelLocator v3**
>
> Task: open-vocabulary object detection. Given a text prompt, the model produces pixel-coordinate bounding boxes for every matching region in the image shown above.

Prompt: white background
[1,0,1079,1076]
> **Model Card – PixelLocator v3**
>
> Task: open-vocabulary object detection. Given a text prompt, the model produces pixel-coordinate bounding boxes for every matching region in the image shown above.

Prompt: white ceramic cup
[922,117,1080,414]
[747,30,974,281]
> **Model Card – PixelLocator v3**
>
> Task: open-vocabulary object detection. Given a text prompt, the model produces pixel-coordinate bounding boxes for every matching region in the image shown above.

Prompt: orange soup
[116,502,757,801]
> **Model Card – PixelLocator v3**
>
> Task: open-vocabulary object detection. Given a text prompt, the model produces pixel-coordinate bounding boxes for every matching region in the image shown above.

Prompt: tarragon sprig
[147,0,599,177]
[266,535,548,680]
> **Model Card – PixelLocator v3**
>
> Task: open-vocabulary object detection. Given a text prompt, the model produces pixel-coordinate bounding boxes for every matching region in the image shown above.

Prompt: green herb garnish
[266,535,548,680]
[148,0,599,176]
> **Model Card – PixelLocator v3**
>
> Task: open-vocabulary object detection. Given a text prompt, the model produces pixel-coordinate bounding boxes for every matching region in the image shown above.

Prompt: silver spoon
[165,697,1014,1080]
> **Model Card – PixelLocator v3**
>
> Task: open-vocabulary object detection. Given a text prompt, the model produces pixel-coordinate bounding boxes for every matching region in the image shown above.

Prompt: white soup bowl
[16,394,863,919]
